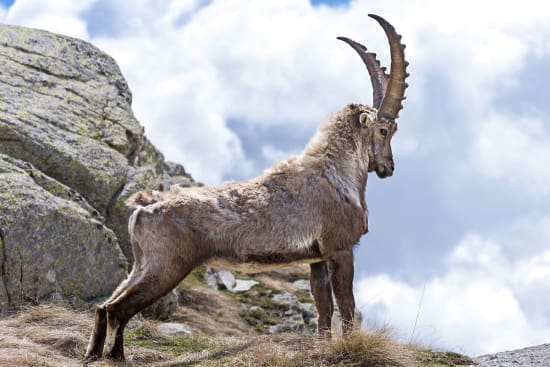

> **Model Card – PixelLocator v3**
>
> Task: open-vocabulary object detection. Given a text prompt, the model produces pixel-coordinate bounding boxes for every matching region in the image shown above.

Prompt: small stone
[216,270,236,290]
[272,291,298,305]
[45,269,56,283]
[231,279,259,293]
[157,322,192,336]
[292,279,310,292]
[202,267,218,289]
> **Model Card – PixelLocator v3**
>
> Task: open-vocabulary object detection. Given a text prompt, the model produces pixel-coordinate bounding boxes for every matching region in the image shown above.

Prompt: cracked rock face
[0,25,194,313]
[0,154,127,311]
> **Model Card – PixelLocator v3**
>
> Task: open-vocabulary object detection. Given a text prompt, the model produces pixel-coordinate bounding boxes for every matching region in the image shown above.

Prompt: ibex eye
[380,128,388,136]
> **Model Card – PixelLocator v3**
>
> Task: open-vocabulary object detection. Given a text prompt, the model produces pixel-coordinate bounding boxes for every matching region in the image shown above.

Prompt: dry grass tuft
[0,305,91,366]
[323,328,415,367]
[214,328,417,367]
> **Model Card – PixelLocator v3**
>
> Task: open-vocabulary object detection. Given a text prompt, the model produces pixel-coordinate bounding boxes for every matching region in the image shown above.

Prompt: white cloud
[5,0,93,40]
[472,114,550,196]
[0,5,6,21]
[356,233,550,356]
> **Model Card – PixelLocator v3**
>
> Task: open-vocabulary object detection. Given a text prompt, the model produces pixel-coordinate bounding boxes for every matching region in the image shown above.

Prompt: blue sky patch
[310,0,349,7]
[0,0,14,8]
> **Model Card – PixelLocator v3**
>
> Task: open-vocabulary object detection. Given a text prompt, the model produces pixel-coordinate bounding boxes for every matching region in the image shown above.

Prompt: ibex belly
[208,239,323,274]
[207,257,322,274]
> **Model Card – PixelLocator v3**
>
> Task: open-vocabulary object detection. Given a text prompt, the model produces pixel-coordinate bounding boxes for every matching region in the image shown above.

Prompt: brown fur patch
[126,191,155,208]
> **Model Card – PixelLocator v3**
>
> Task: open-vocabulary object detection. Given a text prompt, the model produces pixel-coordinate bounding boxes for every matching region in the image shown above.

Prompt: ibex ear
[359,112,376,127]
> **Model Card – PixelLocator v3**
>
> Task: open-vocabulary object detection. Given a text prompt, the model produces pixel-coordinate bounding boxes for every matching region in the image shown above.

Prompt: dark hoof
[83,352,100,363]
[105,350,125,361]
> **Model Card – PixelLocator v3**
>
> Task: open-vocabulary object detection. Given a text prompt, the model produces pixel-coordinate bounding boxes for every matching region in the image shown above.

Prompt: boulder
[0,24,195,313]
[0,25,195,262]
[0,155,127,312]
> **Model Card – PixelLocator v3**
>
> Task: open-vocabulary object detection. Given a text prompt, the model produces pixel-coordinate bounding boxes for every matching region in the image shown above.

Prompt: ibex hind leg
[102,263,195,361]
[84,265,144,361]
[84,306,107,361]
[102,273,156,361]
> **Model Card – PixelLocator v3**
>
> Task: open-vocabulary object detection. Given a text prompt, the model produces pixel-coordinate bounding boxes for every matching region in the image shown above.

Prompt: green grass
[126,324,221,356]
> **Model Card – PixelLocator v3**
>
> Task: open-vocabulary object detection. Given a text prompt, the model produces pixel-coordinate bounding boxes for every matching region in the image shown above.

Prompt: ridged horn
[338,15,408,122]
[336,36,389,109]
[368,14,408,122]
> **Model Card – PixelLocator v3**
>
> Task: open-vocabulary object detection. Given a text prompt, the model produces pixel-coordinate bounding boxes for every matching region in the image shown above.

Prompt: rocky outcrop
[476,344,550,367]
[0,25,194,313]
[0,154,126,311]
[268,290,317,333]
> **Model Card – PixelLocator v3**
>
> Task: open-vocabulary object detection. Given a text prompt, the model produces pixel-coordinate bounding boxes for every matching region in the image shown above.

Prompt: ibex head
[339,14,408,178]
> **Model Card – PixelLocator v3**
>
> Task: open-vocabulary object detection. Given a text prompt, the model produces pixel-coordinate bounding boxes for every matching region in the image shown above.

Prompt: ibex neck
[329,152,368,207]
[301,111,370,208]
[301,148,369,210]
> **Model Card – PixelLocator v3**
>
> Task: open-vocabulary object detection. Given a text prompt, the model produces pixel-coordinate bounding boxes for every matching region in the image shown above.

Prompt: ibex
[85,14,408,361]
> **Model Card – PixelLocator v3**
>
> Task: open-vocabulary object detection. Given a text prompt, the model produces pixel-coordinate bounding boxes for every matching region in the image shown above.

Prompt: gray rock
[232,279,259,293]
[203,267,218,289]
[208,268,258,293]
[272,291,298,306]
[216,270,236,290]
[269,291,317,333]
[0,155,127,313]
[0,24,195,264]
[0,24,196,315]
[292,279,311,292]
[0,25,136,213]
[476,343,550,367]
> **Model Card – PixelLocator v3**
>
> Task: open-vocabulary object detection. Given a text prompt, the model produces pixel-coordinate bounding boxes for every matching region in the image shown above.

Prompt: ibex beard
[85,14,408,361]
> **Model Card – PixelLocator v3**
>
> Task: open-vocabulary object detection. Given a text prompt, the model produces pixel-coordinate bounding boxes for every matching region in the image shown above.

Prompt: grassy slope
[0,267,475,367]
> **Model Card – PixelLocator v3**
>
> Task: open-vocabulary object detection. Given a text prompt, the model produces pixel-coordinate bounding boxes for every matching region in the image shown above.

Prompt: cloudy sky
[1,0,549,357]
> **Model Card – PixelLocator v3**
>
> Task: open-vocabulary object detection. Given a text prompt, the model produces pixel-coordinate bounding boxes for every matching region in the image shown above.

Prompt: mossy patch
[416,348,475,366]
[221,285,288,333]
[239,306,282,332]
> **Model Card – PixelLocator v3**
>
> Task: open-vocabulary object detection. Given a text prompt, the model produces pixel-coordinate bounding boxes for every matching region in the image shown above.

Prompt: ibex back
[85,14,408,361]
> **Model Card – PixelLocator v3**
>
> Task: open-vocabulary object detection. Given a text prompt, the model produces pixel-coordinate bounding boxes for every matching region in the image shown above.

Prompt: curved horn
[368,14,409,122]
[336,36,389,109]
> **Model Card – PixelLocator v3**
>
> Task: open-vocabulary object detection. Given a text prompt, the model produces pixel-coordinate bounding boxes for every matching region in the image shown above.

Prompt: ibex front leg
[327,249,356,334]
[310,261,334,337]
